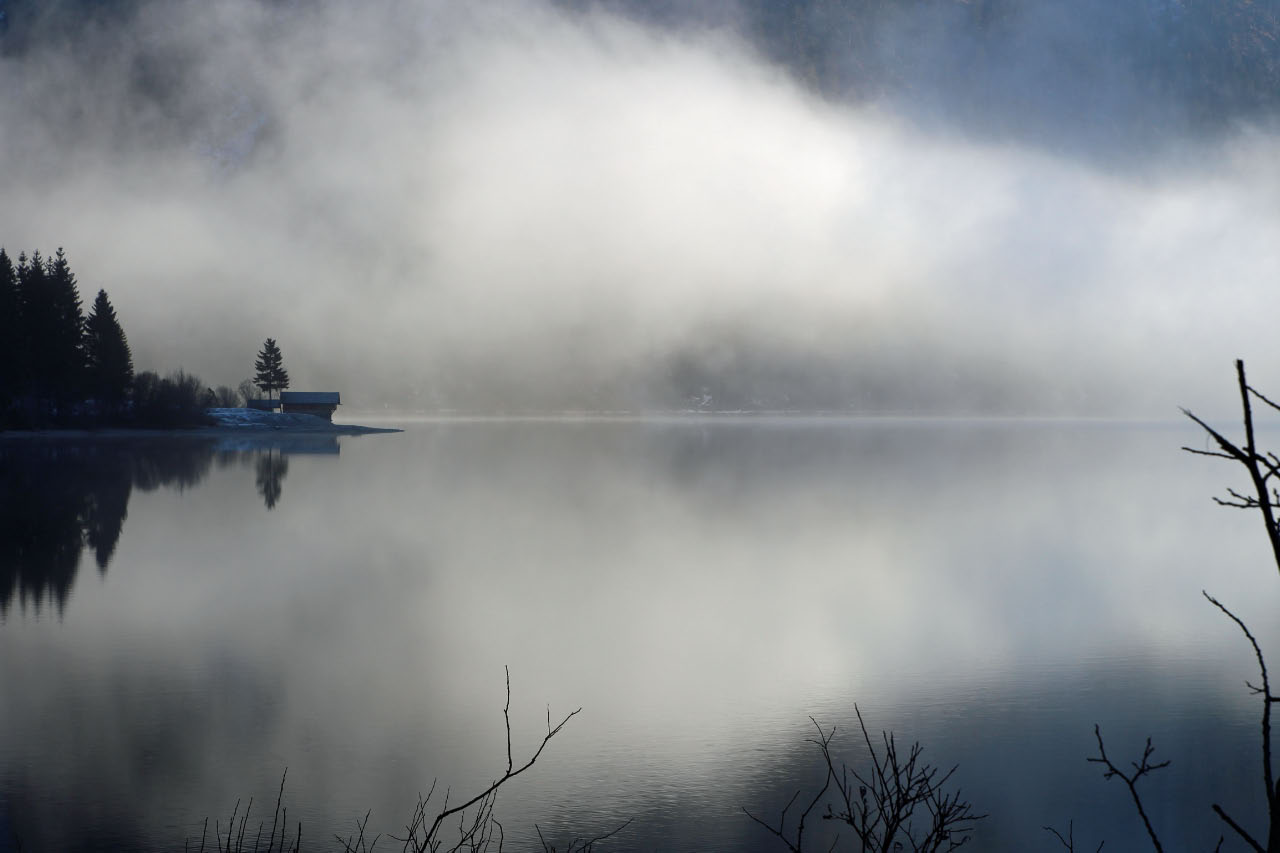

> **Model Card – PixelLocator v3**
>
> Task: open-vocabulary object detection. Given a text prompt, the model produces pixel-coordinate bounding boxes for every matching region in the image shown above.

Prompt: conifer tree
[0,249,20,412]
[45,248,85,393]
[254,338,290,399]
[84,288,134,414]
[18,250,50,398]
[18,248,85,410]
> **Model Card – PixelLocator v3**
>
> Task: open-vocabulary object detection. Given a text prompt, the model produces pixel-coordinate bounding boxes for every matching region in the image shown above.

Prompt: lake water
[1,418,1277,851]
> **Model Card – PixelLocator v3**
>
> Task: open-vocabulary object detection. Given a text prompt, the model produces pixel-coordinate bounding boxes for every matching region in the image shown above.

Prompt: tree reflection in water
[0,435,338,617]
[255,450,289,510]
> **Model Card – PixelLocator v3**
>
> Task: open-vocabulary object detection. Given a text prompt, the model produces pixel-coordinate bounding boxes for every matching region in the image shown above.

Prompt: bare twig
[1247,384,1280,417]
[1204,592,1275,812]
[505,667,513,776]
[1043,820,1104,852]
[742,718,835,852]
[747,708,982,852]
[1210,804,1264,853]
[1185,362,1280,852]
[267,769,287,853]
[1087,726,1167,852]
[535,817,634,852]
[336,810,380,853]
[1182,447,1237,461]
[392,669,584,853]
[1182,360,1280,575]
[1203,592,1278,852]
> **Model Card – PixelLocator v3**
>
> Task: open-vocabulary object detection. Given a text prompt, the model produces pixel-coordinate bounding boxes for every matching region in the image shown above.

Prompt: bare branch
[1227,487,1272,506]
[389,672,587,853]
[535,817,633,852]
[1182,447,1237,461]
[1210,804,1264,853]
[770,706,985,852]
[1204,592,1276,817]
[1043,821,1104,852]
[1181,408,1248,463]
[743,719,835,853]
[1247,384,1280,416]
[416,706,581,849]
[1176,363,1280,853]
[266,769,287,853]
[335,810,380,853]
[1088,726,1166,852]
[506,666,514,776]
[1183,361,1280,579]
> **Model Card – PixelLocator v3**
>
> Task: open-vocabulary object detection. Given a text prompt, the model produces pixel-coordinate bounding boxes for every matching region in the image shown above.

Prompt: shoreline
[0,423,402,440]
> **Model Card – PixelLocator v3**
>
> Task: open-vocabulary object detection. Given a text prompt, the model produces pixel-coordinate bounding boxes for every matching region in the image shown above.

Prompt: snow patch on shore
[206,408,342,430]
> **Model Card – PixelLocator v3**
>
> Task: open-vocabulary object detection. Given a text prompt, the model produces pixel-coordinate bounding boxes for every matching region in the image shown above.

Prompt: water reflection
[0,435,340,617]
[0,441,206,618]
[218,435,340,510]
[255,450,289,509]
[1,420,1275,850]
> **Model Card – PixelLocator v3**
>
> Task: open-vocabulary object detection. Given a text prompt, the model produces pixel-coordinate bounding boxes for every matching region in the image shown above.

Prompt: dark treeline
[1,246,131,425]
[0,247,212,429]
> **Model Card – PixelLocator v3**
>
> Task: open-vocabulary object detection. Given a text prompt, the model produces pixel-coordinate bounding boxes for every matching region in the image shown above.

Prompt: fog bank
[0,0,1276,414]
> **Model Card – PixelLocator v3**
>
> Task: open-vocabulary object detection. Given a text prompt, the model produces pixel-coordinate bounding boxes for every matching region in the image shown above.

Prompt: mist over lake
[3,0,1280,848]
[1,0,1278,417]
[2,418,1275,850]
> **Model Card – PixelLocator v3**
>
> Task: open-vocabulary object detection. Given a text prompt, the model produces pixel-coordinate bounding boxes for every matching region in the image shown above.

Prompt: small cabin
[280,391,341,422]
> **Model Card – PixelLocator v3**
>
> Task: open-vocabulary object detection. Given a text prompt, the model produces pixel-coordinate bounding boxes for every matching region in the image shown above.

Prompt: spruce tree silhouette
[44,248,86,409]
[0,249,21,415]
[11,248,85,422]
[84,289,133,417]
[253,338,290,400]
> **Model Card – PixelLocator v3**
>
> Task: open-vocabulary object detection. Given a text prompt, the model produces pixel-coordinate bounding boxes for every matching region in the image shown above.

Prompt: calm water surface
[1,418,1276,851]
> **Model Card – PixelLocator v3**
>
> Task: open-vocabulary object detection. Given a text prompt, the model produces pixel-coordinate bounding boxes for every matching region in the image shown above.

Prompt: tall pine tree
[18,248,85,417]
[0,249,20,414]
[45,249,85,399]
[84,288,133,415]
[17,250,50,401]
[254,338,289,399]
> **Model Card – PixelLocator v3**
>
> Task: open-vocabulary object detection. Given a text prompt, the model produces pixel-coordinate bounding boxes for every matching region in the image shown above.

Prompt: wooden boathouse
[280,391,341,422]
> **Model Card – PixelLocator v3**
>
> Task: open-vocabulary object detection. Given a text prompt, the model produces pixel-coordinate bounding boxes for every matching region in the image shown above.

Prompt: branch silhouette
[1181,360,1280,853]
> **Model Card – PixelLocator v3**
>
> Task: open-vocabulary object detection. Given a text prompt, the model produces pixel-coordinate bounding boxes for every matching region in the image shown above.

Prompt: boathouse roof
[280,392,340,405]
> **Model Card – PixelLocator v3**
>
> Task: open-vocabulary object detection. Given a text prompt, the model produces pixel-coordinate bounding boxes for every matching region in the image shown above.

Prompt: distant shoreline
[0,411,1192,439]
[0,422,402,440]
